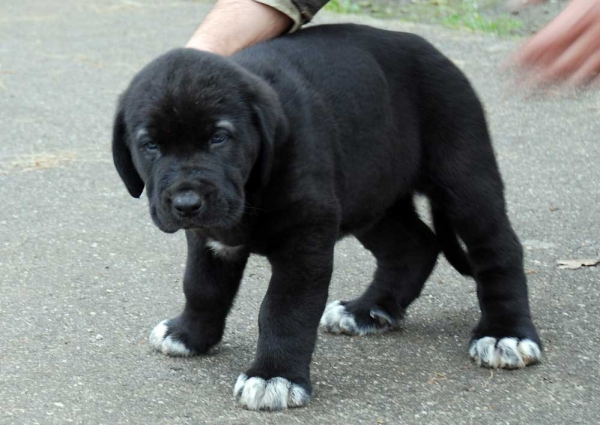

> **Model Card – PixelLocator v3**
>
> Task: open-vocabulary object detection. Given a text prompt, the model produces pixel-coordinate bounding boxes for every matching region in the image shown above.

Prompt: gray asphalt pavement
[1,0,599,423]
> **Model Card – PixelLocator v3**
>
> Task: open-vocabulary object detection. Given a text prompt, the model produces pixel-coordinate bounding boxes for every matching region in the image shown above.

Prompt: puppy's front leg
[150,230,249,356]
[234,226,336,411]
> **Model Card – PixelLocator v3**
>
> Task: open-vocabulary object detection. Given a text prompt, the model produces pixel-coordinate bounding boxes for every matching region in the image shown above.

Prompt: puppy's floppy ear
[251,85,286,191]
[252,103,275,190]
[112,104,144,198]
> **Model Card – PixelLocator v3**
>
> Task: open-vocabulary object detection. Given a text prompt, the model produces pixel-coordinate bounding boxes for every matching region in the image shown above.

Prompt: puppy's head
[112,49,283,233]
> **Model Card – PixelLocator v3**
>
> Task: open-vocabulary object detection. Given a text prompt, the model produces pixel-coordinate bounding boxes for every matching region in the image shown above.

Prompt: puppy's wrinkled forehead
[125,48,251,143]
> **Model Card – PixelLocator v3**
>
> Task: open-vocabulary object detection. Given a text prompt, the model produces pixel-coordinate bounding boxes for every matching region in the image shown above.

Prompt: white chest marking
[206,239,244,258]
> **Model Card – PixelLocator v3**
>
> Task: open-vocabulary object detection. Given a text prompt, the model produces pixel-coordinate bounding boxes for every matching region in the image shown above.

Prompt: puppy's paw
[149,314,223,356]
[469,337,541,369]
[320,300,399,336]
[149,319,195,356]
[233,374,310,411]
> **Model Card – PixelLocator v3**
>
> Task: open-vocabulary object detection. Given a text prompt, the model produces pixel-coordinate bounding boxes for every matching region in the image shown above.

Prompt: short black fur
[112,24,540,409]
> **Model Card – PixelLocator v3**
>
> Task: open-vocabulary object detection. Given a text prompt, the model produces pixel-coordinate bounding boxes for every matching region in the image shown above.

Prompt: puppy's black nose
[172,191,203,217]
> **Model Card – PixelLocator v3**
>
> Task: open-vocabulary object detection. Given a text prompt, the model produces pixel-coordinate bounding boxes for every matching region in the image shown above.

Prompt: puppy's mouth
[150,195,244,234]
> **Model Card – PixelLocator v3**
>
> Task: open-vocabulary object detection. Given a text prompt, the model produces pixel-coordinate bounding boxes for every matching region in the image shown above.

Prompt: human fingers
[511,0,596,68]
[533,19,600,83]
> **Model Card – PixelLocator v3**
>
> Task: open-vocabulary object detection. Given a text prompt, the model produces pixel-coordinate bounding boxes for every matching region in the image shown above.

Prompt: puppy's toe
[320,300,399,336]
[149,319,194,357]
[320,301,358,335]
[233,374,310,411]
[469,337,541,369]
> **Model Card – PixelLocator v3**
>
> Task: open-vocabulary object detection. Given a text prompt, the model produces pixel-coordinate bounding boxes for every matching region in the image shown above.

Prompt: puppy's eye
[141,141,159,152]
[210,132,230,145]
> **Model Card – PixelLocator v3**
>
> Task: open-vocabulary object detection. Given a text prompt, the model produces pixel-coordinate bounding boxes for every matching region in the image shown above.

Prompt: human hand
[511,0,600,87]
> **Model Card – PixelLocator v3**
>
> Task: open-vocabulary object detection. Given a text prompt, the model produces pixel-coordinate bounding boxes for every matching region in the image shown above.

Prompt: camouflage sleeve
[254,0,328,31]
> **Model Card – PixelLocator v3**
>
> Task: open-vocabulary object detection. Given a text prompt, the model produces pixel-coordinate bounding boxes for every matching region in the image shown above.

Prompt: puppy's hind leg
[321,199,440,336]
[426,103,542,369]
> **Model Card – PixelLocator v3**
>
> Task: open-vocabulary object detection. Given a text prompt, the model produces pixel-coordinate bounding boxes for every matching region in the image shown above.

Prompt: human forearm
[186,0,295,55]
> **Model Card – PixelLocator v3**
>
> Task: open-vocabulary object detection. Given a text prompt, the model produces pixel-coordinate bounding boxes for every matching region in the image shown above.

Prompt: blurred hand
[512,0,600,87]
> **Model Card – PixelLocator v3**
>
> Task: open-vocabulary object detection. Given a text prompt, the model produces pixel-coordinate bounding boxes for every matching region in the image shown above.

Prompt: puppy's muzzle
[171,190,204,219]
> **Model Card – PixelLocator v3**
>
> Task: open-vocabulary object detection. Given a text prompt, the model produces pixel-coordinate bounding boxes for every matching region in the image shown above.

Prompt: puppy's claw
[233,374,310,410]
[369,307,394,326]
[321,300,399,336]
[469,337,541,369]
[149,319,194,357]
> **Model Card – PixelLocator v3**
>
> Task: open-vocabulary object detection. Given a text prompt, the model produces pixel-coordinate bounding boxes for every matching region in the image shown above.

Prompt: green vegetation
[324,0,362,14]
[324,0,524,36]
[439,0,522,35]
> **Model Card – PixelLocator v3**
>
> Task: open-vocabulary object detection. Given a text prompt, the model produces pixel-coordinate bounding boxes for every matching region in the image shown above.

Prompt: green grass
[324,0,362,14]
[443,13,522,34]
[323,0,523,36]
[324,0,395,17]
[440,0,522,35]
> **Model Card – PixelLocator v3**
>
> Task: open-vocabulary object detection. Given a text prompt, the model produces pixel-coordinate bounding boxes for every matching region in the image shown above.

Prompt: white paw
[149,320,193,357]
[233,374,309,411]
[469,337,541,369]
[319,300,398,336]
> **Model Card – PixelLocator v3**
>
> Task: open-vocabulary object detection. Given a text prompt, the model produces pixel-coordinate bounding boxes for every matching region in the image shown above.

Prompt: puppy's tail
[431,207,473,277]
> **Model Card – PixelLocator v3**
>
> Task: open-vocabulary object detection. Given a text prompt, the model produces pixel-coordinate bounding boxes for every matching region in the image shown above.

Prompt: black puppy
[112,24,541,410]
